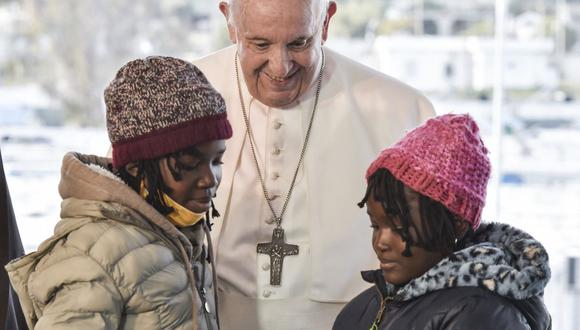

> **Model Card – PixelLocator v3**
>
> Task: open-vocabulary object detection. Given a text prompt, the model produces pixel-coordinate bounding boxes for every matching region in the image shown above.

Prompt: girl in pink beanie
[334,114,551,330]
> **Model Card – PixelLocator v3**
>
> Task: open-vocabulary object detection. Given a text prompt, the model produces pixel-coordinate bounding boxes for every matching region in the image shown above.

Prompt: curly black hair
[358,168,473,257]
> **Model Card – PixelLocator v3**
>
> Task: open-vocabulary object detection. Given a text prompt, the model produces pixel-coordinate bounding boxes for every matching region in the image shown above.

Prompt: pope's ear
[124,162,139,177]
[321,1,337,43]
[219,1,237,43]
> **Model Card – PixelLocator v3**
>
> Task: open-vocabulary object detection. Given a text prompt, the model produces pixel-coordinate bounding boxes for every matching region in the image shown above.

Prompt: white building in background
[374,36,559,94]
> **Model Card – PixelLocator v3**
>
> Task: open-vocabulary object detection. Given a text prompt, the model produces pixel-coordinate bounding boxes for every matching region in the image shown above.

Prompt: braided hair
[358,168,473,257]
[115,146,210,216]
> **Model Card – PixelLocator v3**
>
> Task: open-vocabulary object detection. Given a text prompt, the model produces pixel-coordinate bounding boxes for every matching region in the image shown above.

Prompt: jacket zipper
[369,287,393,330]
[193,253,213,329]
[199,287,212,328]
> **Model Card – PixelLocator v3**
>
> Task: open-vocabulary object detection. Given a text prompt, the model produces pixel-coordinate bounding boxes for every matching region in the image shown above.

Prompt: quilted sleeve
[28,253,123,330]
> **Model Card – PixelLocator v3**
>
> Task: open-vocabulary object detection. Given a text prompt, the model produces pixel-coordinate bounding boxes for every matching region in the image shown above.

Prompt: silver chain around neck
[234,49,326,228]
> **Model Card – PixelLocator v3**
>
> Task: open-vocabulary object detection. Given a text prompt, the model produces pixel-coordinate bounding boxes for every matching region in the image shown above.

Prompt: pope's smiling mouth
[252,65,308,106]
[262,67,300,84]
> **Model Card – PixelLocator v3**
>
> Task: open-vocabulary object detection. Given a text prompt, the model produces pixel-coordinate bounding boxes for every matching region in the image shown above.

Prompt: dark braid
[358,168,472,257]
[116,159,174,215]
[114,145,205,216]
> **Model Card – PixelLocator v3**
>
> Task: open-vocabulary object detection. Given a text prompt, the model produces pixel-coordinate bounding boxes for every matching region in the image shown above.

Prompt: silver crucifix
[257,227,299,285]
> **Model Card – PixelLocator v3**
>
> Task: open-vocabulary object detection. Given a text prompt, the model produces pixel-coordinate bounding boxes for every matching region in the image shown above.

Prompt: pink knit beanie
[365,114,490,229]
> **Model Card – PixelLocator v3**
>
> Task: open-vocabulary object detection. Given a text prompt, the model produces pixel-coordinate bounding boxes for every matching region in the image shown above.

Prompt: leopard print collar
[363,222,550,301]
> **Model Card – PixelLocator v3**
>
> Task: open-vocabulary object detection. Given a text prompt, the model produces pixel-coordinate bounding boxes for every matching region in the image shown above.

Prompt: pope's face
[222,0,336,108]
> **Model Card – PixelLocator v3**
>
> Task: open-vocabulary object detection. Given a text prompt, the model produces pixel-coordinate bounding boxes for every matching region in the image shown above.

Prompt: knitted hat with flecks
[105,56,232,168]
[365,114,490,229]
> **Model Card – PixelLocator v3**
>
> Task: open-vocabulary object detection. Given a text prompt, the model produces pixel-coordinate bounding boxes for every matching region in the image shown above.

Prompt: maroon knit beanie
[105,56,232,168]
[366,114,491,229]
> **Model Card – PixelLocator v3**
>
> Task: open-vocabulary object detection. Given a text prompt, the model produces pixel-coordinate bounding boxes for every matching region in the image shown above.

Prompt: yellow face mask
[140,181,205,228]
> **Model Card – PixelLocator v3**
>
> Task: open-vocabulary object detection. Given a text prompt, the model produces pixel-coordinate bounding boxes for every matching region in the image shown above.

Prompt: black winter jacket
[334,223,552,330]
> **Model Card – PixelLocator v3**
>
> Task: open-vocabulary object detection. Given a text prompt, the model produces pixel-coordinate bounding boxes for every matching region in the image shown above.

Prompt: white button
[268,194,279,201]
[265,217,275,224]
[274,121,283,129]
[262,289,272,298]
[262,263,270,271]
[271,172,280,180]
[272,147,282,155]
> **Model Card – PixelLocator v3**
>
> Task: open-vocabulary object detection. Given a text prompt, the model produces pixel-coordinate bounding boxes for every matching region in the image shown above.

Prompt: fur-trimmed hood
[363,222,550,302]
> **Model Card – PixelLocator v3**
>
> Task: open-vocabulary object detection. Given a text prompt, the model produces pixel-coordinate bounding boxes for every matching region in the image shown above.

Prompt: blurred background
[1,0,579,328]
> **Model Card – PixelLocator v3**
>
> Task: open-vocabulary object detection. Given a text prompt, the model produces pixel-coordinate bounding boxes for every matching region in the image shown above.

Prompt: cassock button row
[262,263,270,271]
[262,290,272,298]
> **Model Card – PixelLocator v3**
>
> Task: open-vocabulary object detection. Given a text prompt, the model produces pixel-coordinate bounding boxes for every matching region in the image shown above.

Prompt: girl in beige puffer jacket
[5,56,232,330]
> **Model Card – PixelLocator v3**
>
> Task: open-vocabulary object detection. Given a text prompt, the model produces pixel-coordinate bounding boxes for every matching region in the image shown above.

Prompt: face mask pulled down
[140,181,205,227]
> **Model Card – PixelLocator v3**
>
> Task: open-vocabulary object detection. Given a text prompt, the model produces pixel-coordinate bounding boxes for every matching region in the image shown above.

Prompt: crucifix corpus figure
[257,227,299,285]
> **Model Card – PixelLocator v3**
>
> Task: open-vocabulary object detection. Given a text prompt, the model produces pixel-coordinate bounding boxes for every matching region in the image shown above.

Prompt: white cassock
[193,45,434,330]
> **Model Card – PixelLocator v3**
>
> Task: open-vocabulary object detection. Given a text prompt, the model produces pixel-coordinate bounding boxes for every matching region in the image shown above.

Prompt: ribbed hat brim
[112,113,232,168]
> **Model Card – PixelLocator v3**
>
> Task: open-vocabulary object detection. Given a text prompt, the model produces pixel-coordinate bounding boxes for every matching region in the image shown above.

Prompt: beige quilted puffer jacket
[5,153,218,329]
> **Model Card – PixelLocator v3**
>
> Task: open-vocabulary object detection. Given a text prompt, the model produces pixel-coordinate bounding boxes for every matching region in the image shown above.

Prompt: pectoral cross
[257,227,299,285]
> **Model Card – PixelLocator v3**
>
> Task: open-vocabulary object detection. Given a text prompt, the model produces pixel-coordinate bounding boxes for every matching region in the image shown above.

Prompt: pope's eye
[289,38,310,50]
[254,43,269,50]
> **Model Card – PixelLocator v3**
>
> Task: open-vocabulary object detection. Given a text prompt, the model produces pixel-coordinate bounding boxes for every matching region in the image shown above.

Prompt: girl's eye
[179,162,199,171]
[388,222,404,231]
[175,157,200,171]
[386,214,403,228]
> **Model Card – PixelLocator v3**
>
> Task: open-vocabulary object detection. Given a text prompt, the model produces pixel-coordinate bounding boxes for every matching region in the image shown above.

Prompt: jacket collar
[361,269,392,299]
